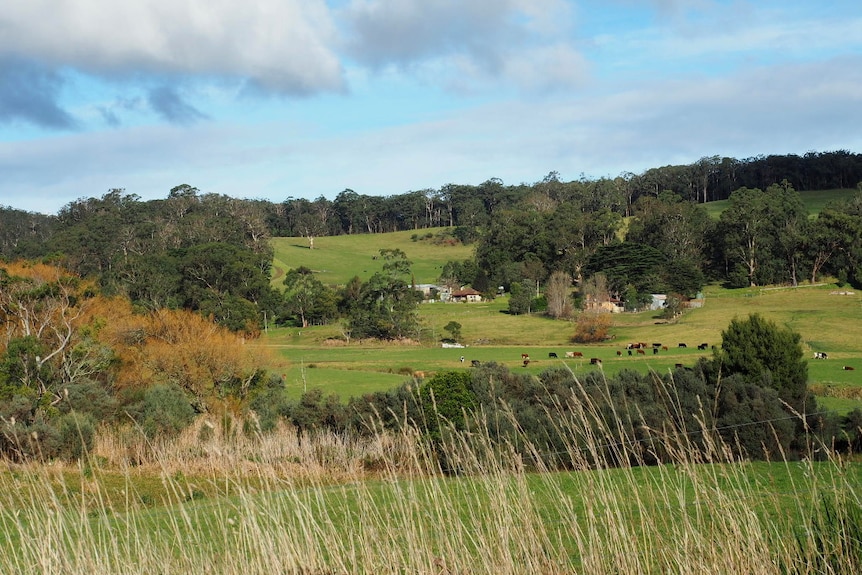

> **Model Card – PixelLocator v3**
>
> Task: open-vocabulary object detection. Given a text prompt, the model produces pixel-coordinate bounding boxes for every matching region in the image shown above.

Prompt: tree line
[1,152,862,336]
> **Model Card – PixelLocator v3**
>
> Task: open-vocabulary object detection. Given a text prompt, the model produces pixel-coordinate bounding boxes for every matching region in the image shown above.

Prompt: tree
[347,249,421,340]
[443,321,462,342]
[716,313,812,416]
[765,181,808,287]
[507,280,533,315]
[545,271,573,319]
[718,187,771,287]
[572,311,612,343]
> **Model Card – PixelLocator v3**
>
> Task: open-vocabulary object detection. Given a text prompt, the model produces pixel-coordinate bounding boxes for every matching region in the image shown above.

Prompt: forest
[1,150,862,462]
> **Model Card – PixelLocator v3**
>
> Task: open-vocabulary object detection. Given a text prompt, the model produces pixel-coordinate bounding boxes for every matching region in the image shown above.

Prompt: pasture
[270,228,473,286]
[258,281,862,411]
[702,187,858,219]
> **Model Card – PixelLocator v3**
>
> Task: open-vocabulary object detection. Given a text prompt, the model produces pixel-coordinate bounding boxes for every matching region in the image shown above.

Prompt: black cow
[697,343,709,350]
[590,357,602,365]
[548,352,558,358]
[470,359,481,367]
[678,343,687,348]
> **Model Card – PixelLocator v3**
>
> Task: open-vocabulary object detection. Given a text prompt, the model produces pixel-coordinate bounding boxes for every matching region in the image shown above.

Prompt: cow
[470,359,481,367]
[844,366,856,371]
[697,343,709,350]
[678,343,687,348]
[549,352,558,358]
[616,350,622,357]
[590,357,602,365]
[627,349,633,356]
[565,351,583,358]
[522,359,530,367]
[675,363,684,369]
[521,353,530,360]
[652,343,662,348]
[653,347,658,354]
[662,346,668,351]
[813,352,828,360]
[637,349,646,355]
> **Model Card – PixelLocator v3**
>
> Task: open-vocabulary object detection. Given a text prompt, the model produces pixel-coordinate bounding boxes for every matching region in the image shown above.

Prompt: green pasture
[703,187,858,219]
[257,281,862,411]
[270,228,474,286]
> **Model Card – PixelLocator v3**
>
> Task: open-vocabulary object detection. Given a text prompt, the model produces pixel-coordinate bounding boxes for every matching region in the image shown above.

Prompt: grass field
[257,281,862,411]
[271,228,474,286]
[2,410,860,574]
[702,187,858,219]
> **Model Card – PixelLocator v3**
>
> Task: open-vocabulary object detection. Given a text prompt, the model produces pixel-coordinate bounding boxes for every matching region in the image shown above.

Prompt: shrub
[127,383,196,439]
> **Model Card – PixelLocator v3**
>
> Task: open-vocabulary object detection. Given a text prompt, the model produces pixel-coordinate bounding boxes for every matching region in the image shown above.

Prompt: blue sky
[1,0,861,215]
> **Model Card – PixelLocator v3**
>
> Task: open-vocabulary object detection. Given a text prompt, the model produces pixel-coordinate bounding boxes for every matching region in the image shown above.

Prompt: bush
[127,384,196,439]
[572,311,612,343]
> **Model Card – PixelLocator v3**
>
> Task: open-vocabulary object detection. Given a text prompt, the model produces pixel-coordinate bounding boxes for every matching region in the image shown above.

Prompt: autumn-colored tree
[572,311,612,343]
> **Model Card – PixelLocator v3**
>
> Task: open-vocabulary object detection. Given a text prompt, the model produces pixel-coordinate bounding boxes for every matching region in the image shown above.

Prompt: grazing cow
[637,349,646,355]
[565,351,575,358]
[522,359,530,367]
[653,347,658,354]
[590,357,602,365]
[844,366,856,371]
[549,352,558,358]
[661,346,668,351]
[521,353,530,360]
[470,360,481,367]
[460,356,465,363]
[678,343,687,348]
[652,343,662,348]
[616,350,623,357]
[813,352,828,360]
[627,349,632,356]
[697,343,709,350]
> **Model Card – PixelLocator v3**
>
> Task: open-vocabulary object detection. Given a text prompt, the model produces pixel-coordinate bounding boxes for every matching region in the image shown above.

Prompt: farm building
[450,287,483,303]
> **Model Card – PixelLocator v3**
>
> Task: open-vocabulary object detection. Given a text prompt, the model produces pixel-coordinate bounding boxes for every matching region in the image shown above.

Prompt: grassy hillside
[271,228,474,286]
[703,187,858,219]
[264,204,862,411]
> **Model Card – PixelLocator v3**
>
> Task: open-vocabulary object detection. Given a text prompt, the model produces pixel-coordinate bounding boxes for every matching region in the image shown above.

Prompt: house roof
[451,287,482,297]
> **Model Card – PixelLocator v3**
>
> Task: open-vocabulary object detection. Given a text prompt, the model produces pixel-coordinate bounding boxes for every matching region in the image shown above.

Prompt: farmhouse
[450,287,483,303]
[583,295,624,313]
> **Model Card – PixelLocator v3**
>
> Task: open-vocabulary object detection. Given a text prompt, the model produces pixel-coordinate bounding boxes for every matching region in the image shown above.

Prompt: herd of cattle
[465,346,856,371]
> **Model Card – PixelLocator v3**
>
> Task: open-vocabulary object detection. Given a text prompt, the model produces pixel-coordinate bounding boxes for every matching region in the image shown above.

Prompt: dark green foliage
[347,249,422,340]
[584,242,668,296]
[418,371,476,434]
[289,389,346,436]
[716,313,811,416]
[126,384,197,439]
[507,280,533,315]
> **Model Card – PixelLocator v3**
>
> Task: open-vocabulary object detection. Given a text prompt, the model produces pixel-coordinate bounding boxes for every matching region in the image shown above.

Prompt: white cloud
[0,0,344,94]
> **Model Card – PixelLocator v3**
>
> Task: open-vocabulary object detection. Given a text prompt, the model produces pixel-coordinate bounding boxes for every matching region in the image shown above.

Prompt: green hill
[704,187,858,219]
[271,228,474,287]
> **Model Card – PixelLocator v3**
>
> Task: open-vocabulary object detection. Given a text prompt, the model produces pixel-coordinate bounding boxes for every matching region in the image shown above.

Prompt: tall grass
[1,373,860,574]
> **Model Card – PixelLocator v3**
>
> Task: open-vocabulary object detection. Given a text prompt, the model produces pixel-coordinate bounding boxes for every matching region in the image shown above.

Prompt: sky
[1,0,861,215]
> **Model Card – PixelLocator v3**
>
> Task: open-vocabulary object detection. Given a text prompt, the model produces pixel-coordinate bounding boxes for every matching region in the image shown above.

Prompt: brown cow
[637,349,646,355]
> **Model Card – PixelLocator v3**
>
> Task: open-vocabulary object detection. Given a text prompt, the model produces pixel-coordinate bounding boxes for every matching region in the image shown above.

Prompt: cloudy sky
[1,0,860,215]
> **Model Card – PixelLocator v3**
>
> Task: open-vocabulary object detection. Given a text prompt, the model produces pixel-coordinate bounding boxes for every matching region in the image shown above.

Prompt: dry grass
[1,374,861,574]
